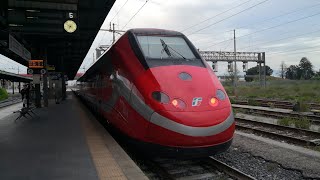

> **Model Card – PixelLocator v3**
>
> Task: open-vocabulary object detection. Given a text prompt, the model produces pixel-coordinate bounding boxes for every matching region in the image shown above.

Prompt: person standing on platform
[20,85,30,108]
[25,85,30,108]
[20,85,27,107]
[54,82,61,104]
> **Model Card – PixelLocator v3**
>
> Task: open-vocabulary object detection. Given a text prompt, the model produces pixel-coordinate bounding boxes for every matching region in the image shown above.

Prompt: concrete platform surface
[0,93,148,180]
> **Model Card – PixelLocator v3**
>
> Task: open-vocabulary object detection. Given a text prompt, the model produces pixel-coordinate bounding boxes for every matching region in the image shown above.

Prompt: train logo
[192,97,203,107]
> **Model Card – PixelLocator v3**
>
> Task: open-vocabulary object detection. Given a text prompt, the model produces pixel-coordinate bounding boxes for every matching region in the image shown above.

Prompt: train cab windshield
[136,35,205,68]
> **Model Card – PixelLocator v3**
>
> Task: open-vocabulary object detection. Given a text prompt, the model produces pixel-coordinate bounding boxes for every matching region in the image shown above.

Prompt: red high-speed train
[77,28,235,157]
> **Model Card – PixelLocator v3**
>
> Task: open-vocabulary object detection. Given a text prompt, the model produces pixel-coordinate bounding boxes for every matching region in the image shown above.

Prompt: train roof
[78,28,186,82]
[128,28,184,36]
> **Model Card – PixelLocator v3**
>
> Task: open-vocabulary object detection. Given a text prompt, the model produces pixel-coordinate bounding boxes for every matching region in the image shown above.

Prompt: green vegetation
[0,88,8,101]
[294,118,311,130]
[224,57,320,108]
[233,108,247,115]
[278,117,293,127]
[277,117,311,130]
[225,80,320,104]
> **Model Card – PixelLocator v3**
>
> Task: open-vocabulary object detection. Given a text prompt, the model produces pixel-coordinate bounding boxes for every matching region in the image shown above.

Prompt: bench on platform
[13,106,38,121]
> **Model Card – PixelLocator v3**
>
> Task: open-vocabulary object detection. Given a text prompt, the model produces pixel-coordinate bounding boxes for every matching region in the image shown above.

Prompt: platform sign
[9,34,31,61]
[47,65,55,71]
[29,60,44,69]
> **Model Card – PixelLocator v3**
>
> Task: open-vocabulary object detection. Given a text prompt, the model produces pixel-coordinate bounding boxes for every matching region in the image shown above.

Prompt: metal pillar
[12,81,14,94]
[263,53,266,88]
[112,23,115,44]
[18,81,21,93]
[43,58,48,107]
[258,63,262,87]
[49,75,53,99]
[35,83,41,108]
[62,74,66,100]
[233,29,237,88]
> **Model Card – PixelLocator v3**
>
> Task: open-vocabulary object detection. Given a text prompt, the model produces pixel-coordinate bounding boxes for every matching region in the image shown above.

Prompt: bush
[248,99,261,106]
[278,117,293,126]
[0,88,8,101]
[294,118,311,130]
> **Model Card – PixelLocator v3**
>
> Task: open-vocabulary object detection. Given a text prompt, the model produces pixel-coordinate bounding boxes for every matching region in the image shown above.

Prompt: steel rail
[233,105,320,124]
[236,117,320,137]
[0,98,22,108]
[236,124,319,146]
[207,157,256,180]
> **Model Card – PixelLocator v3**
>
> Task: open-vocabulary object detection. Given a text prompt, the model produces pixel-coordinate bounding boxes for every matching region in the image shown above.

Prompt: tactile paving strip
[75,96,148,180]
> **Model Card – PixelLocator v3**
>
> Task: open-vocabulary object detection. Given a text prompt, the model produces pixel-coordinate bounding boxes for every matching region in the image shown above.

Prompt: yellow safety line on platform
[76,100,127,180]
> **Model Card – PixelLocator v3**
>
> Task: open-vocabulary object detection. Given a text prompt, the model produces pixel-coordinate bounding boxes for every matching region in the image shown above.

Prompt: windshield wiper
[160,39,172,57]
[160,39,186,60]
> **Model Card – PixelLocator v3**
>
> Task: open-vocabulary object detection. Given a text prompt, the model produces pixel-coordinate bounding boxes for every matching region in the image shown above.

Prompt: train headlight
[209,97,219,107]
[216,89,226,100]
[152,91,170,104]
[172,99,186,109]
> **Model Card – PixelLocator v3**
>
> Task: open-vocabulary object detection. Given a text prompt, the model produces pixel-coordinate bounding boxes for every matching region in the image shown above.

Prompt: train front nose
[144,66,235,147]
[146,108,235,147]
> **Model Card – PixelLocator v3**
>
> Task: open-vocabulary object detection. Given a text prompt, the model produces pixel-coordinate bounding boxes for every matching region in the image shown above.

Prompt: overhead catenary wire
[180,0,253,33]
[268,45,320,56]
[187,0,270,36]
[268,48,320,57]
[204,11,320,50]
[236,2,320,30]
[97,0,130,46]
[192,2,320,47]
[109,0,129,23]
[239,28,320,51]
[122,0,149,30]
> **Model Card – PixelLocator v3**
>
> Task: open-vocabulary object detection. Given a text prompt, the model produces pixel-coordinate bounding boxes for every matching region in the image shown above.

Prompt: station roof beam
[1,0,116,80]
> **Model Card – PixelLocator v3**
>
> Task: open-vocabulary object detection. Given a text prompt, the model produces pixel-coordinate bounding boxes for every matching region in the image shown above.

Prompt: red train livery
[77,28,235,157]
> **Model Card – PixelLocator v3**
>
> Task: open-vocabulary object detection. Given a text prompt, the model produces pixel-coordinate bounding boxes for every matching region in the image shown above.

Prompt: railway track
[233,99,320,110]
[235,116,320,147]
[233,104,320,125]
[142,156,255,180]
[0,98,22,108]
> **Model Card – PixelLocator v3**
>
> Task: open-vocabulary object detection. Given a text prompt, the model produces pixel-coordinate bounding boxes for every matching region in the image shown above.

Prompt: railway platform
[0,92,148,180]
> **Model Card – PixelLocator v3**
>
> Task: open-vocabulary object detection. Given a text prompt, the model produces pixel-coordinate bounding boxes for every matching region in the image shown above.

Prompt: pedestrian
[54,83,61,104]
[20,85,27,107]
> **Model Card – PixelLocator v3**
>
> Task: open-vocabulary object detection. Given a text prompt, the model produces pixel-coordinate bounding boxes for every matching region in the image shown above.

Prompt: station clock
[64,20,77,33]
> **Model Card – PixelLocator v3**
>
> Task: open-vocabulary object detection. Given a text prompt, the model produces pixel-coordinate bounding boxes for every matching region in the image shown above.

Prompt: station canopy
[0,70,32,82]
[0,0,116,79]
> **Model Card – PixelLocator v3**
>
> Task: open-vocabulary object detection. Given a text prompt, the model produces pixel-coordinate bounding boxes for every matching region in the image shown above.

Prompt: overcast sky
[1,0,320,76]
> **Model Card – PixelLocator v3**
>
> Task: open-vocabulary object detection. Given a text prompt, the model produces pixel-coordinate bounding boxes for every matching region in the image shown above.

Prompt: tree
[312,69,320,80]
[279,61,287,79]
[245,65,273,82]
[299,57,314,80]
[285,65,300,80]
